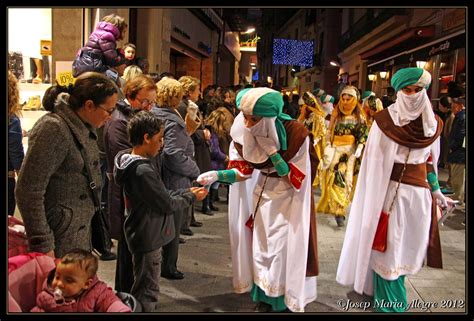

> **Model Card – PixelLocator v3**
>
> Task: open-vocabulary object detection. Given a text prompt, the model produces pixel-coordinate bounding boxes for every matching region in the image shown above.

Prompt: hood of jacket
[153,107,186,129]
[116,99,136,118]
[96,21,121,41]
[114,149,149,186]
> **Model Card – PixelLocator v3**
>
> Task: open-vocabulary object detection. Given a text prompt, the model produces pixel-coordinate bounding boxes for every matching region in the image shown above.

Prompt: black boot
[201,196,213,215]
[209,190,219,211]
[212,187,220,202]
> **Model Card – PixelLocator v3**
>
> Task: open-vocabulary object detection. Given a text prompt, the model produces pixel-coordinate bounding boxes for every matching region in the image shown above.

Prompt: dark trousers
[181,204,195,232]
[131,248,162,312]
[8,178,16,216]
[114,231,134,293]
[162,206,187,274]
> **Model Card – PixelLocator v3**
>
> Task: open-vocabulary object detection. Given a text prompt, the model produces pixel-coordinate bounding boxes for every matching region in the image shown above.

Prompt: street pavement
[97,167,466,313]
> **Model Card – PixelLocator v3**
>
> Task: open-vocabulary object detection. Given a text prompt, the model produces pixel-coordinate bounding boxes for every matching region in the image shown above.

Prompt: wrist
[269,153,290,176]
[217,169,237,184]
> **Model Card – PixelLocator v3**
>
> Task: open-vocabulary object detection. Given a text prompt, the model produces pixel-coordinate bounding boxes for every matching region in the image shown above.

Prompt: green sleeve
[269,153,290,176]
[217,169,237,184]
[427,171,440,192]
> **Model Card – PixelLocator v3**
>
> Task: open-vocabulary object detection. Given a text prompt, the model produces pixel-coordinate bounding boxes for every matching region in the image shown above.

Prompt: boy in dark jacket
[113,111,207,312]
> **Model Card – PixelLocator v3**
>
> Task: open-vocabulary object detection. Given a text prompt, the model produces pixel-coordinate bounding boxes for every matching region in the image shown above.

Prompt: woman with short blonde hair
[156,77,184,108]
[122,65,143,83]
[153,77,200,279]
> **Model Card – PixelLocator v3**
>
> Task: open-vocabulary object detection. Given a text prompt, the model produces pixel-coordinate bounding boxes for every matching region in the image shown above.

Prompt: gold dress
[317,114,368,216]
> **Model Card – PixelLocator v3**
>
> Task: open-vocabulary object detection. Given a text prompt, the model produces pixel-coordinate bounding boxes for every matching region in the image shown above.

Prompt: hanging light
[368,74,376,81]
[379,71,387,79]
[416,61,427,69]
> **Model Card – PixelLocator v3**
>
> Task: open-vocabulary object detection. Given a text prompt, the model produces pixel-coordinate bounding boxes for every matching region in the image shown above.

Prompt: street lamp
[416,61,427,69]
[242,27,255,34]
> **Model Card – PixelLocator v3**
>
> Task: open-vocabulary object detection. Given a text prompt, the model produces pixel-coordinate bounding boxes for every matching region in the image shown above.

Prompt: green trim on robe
[373,272,408,312]
[250,283,287,312]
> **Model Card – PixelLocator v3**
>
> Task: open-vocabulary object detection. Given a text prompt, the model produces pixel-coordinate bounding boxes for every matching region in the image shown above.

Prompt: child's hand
[190,187,208,201]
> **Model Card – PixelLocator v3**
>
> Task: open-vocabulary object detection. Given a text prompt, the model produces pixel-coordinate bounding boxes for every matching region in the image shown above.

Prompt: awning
[367,29,465,68]
[360,25,436,60]
[171,36,210,61]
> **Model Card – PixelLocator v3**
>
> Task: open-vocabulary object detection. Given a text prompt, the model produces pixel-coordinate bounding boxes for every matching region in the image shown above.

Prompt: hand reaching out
[196,171,218,186]
[190,186,208,201]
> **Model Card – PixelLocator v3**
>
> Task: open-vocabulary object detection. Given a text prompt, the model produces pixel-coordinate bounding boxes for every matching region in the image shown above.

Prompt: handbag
[372,149,410,252]
[60,115,113,254]
[246,170,270,231]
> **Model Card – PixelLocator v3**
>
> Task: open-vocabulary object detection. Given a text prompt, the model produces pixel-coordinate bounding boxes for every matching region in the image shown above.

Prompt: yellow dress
[317,115,367,216]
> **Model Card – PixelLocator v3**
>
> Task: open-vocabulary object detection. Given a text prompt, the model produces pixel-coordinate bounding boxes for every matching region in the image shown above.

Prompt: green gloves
[217,169,237,184]
[427,171,440,192]
[269,153,290,176]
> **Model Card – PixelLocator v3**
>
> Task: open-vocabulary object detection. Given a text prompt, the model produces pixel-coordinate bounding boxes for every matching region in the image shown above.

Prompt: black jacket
[447,109,465,164]
[114,149,196,253]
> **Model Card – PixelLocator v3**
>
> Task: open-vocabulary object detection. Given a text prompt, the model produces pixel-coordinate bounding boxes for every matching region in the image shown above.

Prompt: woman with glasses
[103,74,157,293]
[16,72,118,259]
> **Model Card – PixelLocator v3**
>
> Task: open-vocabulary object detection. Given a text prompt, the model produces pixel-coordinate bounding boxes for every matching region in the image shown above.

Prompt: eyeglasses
[402,87,424,94]
[96,105,116,116]
[137,98,156,108]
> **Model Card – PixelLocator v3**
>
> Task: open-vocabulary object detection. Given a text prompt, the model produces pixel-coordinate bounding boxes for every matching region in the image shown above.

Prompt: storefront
[8,8,53,110]
[170,9,217,90]
[367,29,465,105]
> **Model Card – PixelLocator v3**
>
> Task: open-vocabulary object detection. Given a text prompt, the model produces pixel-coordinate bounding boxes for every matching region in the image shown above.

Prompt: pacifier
[53,288,65,304]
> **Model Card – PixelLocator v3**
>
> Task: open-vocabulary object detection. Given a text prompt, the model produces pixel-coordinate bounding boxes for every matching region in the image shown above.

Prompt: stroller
[8,216,141,312]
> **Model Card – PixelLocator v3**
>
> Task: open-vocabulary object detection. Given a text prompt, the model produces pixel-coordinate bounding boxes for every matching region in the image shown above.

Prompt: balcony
[339,9,408,51]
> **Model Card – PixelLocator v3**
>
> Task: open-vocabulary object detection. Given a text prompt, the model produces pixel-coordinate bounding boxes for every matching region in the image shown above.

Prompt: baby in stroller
[30,248,131,312]
[8,246,138,312]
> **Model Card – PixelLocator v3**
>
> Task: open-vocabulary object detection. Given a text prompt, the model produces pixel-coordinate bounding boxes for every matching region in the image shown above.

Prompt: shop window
[8,8,53,130]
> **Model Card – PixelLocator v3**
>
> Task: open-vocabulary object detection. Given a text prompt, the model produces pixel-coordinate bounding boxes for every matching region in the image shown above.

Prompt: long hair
[205,107,234,138]
[101,14,128,37]
[8,71,21,120]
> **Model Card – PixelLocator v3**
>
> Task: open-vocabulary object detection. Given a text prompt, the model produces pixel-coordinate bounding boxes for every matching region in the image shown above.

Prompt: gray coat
[152,107,200,189]
[16,93,101,257]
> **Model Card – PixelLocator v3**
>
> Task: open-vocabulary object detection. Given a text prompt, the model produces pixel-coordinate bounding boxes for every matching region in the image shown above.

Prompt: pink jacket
[31,268,131,312]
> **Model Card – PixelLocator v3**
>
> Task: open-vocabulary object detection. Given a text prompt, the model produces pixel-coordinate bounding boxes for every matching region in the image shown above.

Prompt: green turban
[391,67,432,92]
[236,87,292,150]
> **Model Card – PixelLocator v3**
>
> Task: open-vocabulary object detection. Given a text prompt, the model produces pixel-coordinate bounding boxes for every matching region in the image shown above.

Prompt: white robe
[336,119,440,295]
[227,137,317,312]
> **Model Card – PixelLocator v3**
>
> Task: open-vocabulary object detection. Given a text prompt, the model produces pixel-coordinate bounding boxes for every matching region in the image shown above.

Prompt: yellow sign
[240,35,260,52]
[41,40,52,56]
[56,71,75,86]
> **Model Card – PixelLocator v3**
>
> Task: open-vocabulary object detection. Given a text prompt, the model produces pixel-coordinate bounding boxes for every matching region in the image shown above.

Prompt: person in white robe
[336,67,455,312]
[197,87,319,312]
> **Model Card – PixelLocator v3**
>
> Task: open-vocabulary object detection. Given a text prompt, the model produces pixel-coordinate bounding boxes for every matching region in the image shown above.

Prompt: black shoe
[335,215,345,227]
[201,197,214,215]
[181,229,194,236]
[99,251,117,261]
[190,221,203,227]
[254,302,272,312]
[209,203,219,211]
[179,237,186,244]
[201,206,214,215]
[161,270,184,280]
